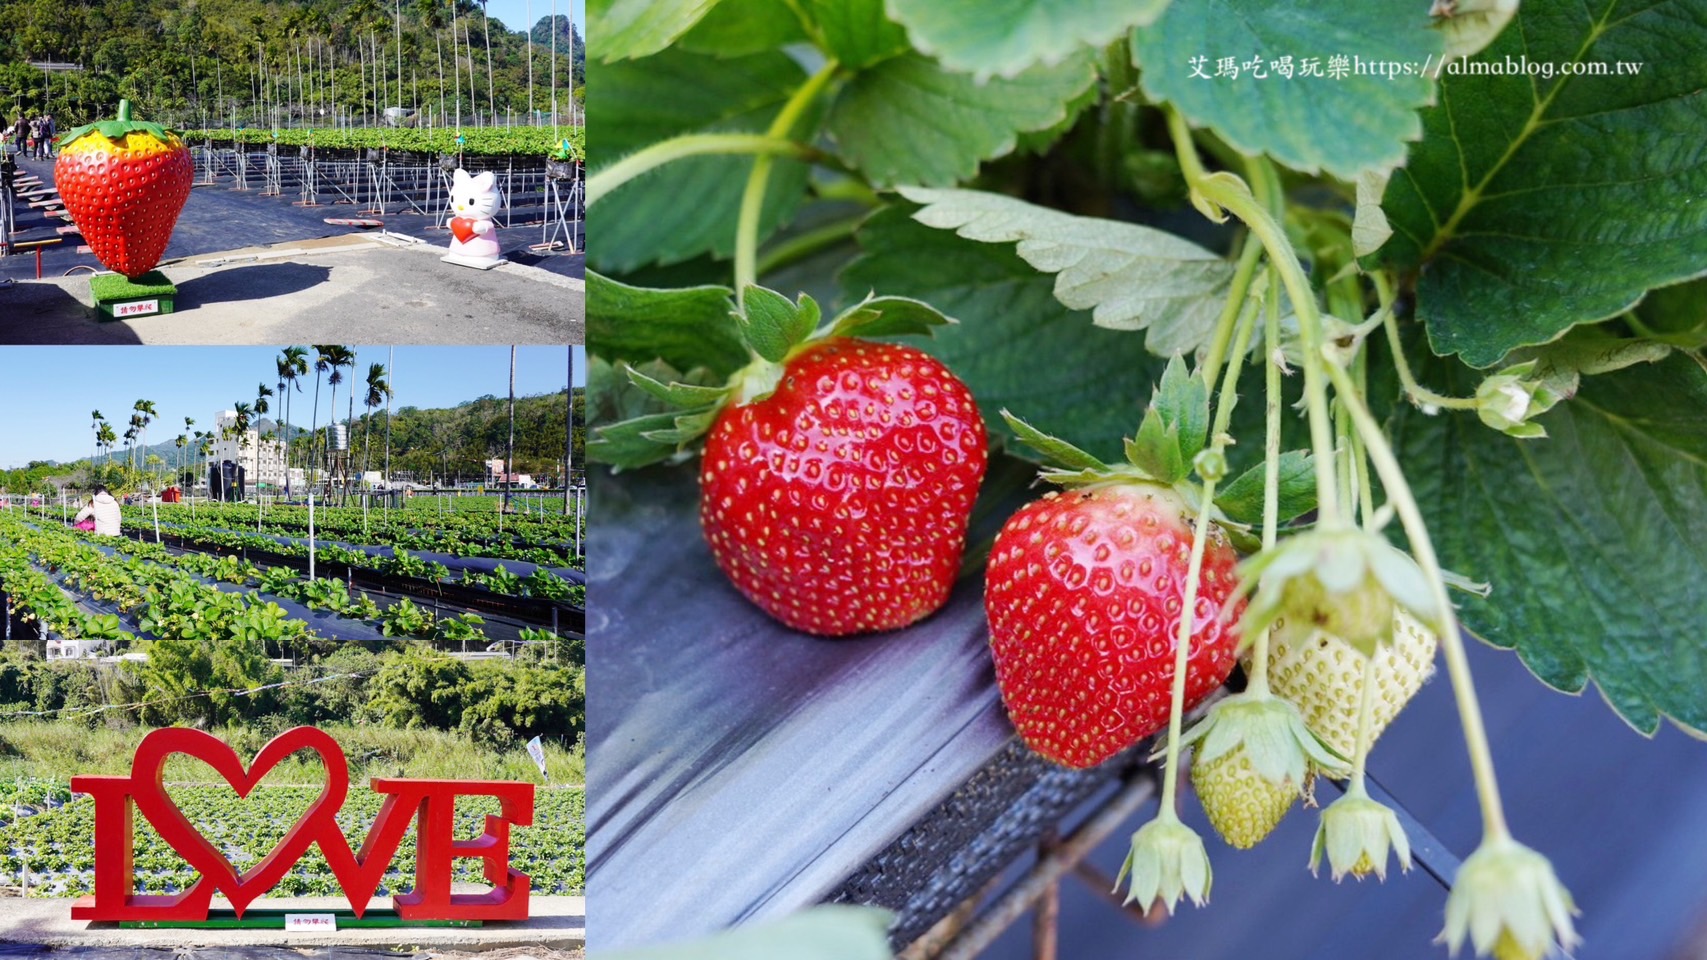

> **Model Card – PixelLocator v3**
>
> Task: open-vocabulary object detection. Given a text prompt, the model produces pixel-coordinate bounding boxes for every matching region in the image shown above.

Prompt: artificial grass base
[89,270,177,320]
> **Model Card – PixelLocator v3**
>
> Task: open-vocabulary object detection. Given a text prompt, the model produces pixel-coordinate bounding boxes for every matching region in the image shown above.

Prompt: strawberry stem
[1374,272,1479,412]
[586,134,813,207]
[1247,273,1285,694]
[1347,648,1378,796]
[1320,357,1510,841]
[735,60,841,308]
[1167,110,1340,528]
[1198,233,1263,391]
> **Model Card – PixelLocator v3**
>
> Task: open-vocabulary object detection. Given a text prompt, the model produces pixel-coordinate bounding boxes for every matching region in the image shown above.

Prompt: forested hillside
[0,0,584,129]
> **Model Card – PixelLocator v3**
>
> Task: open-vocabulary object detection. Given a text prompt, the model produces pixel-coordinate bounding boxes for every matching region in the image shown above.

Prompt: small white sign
[284,912,338,933]
[526,735,549,779]
[113,299,160,317]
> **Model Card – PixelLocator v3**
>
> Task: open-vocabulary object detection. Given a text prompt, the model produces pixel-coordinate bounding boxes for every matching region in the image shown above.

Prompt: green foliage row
[184,124,585,159]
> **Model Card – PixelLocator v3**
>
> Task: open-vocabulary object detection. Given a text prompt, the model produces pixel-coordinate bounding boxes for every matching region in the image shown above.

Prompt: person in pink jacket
[73,485,122,536]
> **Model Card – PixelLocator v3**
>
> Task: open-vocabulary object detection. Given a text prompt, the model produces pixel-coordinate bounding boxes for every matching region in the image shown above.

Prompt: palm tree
[90,410,103,466]
[133,399,157,477]
[96,422,117,476]
[323,345,356,481]
[278,347,309,471]
[256,383,273,419]
[361,362,392,484]
[125,417,141,470]
[175,434,188,488]
[310,345,336,481]
[383,346,396,489]
[504,344,515,515]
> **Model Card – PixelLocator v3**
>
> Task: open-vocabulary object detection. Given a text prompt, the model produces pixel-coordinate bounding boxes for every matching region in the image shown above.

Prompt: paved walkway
[0,233,583,344]
[0,896,585,953]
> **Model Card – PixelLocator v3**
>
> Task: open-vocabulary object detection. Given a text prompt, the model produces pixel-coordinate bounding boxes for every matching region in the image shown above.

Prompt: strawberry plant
[590,0,1707,954]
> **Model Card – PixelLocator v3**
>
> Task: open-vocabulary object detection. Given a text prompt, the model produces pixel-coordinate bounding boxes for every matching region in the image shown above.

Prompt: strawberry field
[587,0,1707,957]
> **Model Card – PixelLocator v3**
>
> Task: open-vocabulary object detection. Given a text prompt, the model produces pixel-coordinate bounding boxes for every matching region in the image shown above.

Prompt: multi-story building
[206,410,289,490]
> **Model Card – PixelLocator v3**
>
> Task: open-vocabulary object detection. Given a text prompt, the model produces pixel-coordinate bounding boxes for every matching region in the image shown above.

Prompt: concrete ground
[0,895,585,953]
[0,233,584,344]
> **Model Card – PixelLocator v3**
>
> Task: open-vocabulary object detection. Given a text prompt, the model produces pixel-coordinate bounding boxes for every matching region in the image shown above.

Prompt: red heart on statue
[450,217,476,243]
[128,727,350,918]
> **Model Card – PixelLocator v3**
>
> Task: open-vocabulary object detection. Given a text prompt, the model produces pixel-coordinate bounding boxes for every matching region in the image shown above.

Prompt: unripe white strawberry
[1190,744,1298,849]
[1252,609,1437,760]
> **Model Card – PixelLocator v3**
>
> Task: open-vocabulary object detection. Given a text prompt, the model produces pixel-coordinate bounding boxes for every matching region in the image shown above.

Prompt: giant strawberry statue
[55,100,194,279]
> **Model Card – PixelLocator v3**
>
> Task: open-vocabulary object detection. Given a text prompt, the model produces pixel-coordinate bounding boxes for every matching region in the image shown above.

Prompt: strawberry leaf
[588,272,748,380]
[887,0,1168,81]
[1131,0,1443,180]
[738,286,821,362]
[1372,0,1707,367]
[999,412,1109,472]
[1391,350,1707,737]
[677,0,809,56]
[1214,451,1317,526]
[588,0,724,62]
[897,187,1235,356]
[827,296,953,340]
[827,52,1097,188]
[797,0,911,69]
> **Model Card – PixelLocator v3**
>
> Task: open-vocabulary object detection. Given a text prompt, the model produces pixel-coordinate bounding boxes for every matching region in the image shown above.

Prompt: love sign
[70,726,535,922]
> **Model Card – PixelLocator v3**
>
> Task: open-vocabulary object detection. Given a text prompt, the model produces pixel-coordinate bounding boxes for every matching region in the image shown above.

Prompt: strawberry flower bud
[1236,527,1442,656]
[1474,361,1564,440]
[1440,836,1579,960]
[1311,792,1411,881]
[1117,817,1212,915]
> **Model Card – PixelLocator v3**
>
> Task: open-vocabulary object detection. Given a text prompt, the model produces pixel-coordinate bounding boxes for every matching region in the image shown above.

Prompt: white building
[206,410,288,490]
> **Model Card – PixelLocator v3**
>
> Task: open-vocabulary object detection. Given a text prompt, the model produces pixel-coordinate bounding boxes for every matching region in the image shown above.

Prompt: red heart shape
[129,727,349,918]
[450,217,476,243]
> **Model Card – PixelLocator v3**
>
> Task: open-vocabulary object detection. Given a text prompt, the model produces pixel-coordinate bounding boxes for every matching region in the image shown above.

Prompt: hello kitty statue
[442,168,505,269]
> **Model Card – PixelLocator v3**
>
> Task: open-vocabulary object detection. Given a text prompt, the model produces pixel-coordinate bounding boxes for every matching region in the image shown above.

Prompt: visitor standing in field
[26,117,41,159]
[41,114,55,157]
[73,485,122,536]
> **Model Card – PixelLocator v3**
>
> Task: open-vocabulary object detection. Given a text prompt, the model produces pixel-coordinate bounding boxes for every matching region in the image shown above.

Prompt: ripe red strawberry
[54,100,194,279]
[985,483,1242,769]
[700,338,988,636]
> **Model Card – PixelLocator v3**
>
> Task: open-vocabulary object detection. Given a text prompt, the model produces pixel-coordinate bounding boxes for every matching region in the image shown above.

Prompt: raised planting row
[2,517,574,658]
[135,501,583,567]
[118,520,586,607]
[184,126,585,159]
[1,781,585,897]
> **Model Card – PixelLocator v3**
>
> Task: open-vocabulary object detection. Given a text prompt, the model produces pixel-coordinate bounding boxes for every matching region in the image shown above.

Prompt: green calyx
[1235,526,1443,657]
[1117,817,1212,916]
[1003,355,1316,529]
[59,99,182,151]
[588,280,955,469]
[1177,690,1348,786]
[1311,792,1412,882]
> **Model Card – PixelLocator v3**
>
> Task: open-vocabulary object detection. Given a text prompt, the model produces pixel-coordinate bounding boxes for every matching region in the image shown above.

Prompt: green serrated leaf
[587,0,723,62]
[1150,355,1210,463]
[639,405,723,445]
[798,0,910,69]
[1126,418,1186,484]
[828,296,954,339]
[1214,450,1316,525]
[1375,0,1707,367]
[827,51,1097,188]
[898,187,1235,356]
[1391,351,1707,737]
[590,48,813,272]
[739,286,821,362]
[676,0,809,56]
[888,0,1168,81]
[587,272,749,379]
[1001,411,1109,472]
[842,206,1168,461]
[623,364,734,408]
[1132,0,1443,179]
[589,411,694,469]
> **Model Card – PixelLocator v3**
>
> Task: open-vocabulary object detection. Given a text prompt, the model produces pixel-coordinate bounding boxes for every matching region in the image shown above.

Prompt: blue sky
[0,346,584,468]
[483,0,587,42]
